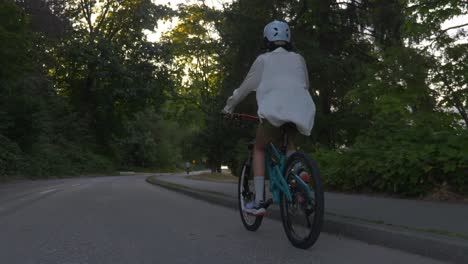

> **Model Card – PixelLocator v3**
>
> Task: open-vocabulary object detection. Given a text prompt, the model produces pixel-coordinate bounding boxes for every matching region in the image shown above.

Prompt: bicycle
[227,113,324,249]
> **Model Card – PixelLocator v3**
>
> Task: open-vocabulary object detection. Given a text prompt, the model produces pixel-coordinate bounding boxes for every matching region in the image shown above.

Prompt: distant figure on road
[185,161,191,175]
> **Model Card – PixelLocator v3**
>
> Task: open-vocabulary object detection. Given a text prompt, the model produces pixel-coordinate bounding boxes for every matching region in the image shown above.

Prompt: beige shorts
[257,119,297,146]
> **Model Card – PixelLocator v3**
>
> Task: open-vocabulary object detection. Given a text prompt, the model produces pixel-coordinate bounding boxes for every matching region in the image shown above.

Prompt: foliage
[25,142,114,178]
[316,112,468,196]
[114,108,184,170]
[0,134,25,181]
[0,0,177,180]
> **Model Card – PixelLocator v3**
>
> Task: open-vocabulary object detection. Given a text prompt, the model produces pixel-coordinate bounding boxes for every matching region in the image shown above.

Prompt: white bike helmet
[263,20,291,43]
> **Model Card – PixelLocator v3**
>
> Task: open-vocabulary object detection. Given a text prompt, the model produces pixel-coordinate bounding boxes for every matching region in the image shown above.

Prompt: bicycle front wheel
[238,159,263,231]
[280,151,324,249]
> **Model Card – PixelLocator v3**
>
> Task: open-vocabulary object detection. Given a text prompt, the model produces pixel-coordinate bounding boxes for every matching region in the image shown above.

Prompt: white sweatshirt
[223,47,316,136]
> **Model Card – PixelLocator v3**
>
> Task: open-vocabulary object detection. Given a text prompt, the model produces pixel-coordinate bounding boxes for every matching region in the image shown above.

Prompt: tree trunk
[316,0,334,146]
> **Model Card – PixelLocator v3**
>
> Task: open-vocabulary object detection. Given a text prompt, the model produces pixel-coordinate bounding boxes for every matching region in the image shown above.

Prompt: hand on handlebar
[221,108,236,120]
[221,106,259,121]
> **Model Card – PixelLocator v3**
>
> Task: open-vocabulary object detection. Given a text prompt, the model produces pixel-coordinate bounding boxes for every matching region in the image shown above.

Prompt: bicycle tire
[238,159,263,231]
[280,151,324,249]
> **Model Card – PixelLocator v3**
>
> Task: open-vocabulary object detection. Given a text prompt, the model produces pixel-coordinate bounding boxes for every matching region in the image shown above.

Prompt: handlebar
[223,113,259,121]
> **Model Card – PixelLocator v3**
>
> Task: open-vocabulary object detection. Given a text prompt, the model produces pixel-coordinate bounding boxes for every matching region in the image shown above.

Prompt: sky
[441,15,468,33]
[146,0,231,42]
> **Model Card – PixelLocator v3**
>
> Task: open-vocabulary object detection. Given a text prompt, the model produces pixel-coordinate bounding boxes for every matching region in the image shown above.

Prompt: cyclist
[222,20,316,216]
[185,161,191,175]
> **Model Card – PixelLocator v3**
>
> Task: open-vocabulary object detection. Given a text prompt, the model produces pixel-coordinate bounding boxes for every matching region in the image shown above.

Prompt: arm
[223,56,264,113]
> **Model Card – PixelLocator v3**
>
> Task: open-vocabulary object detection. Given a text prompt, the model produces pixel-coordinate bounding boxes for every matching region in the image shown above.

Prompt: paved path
[0,175,447,263]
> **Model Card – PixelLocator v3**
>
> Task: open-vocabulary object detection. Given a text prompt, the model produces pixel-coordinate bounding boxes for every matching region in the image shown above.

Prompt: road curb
[146,176,468,264]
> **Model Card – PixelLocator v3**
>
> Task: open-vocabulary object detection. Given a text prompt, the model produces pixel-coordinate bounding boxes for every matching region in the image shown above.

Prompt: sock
[254,176,265,203]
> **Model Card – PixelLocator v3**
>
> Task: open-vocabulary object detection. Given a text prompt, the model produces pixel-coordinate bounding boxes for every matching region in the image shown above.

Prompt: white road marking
[39,189,57,195]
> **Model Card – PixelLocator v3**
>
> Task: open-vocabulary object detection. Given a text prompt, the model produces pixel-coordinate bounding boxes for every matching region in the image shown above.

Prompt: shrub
[315,113,468,196]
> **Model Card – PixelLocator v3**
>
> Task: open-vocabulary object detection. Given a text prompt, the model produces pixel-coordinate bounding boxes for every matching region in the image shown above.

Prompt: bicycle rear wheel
[280,151,324,249]
[238,159,263,231]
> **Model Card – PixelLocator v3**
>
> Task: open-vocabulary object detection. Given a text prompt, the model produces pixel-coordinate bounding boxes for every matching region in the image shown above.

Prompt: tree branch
[424,23,468,51]
[440,22,468,34]
[328,21,376,38]
[79,0,94,33]
[437,69,468,126]
[96,0,112,32]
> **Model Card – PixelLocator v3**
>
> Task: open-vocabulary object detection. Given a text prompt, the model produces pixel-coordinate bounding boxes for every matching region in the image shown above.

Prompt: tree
[48,0,172,150]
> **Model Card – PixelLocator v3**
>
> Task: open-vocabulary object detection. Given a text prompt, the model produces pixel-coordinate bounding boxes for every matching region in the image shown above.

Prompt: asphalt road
[0,175,448,264]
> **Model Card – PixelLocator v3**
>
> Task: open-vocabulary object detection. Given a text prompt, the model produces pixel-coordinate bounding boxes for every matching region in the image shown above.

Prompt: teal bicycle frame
[228,113,313,206]
[265,143,313,204]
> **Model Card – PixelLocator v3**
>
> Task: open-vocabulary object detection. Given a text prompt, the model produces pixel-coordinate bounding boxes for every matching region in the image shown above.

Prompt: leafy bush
[1,133,114,180]
[315,112,468,196]
[0,134,25,181]
[114,109,184,170]
[25,142,115,178]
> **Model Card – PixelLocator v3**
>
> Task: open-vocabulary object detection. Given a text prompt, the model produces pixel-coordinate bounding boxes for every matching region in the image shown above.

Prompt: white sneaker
[244,201,266,216]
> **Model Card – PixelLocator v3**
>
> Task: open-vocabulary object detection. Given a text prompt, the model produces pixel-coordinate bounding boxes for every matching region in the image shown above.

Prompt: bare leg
[254,128,298,175]
[253,126,268,178]
[253,126,269,203]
